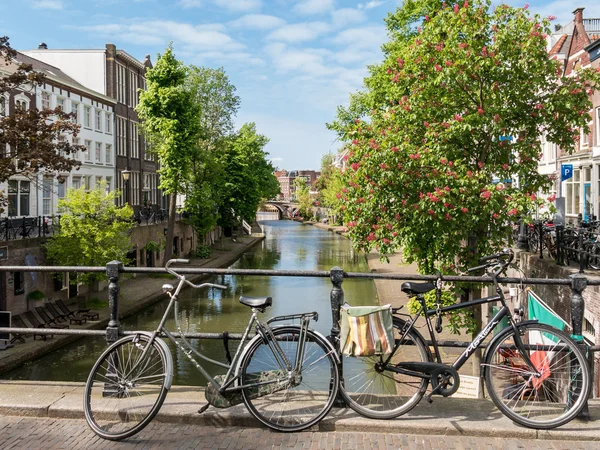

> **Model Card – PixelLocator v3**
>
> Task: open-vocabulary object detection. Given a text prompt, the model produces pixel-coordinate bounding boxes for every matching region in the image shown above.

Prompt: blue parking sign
[561,164,573,181]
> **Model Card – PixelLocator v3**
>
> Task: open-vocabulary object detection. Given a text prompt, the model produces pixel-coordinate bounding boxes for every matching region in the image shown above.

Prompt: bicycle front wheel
[84,334,170,441]
[340,318,431,419]
[484,323,590,429]
[239,326,339,432]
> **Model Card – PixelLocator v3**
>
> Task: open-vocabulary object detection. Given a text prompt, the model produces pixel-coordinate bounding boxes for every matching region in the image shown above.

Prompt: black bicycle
[339,248,591,429]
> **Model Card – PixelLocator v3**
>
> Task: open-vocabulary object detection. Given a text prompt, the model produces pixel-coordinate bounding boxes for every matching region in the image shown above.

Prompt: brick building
[540,8,600,222]
[22,44,161,215]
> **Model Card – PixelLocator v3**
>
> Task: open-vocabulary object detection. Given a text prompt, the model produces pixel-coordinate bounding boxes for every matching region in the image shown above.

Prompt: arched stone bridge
[257,201,298,220]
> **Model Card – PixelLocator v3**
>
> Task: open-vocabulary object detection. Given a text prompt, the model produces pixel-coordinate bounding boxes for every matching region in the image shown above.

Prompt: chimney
[573,7,584,24]
[38,43,48,49]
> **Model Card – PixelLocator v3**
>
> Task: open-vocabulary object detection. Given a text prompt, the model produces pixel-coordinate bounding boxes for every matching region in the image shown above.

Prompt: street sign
[561,164,573,181]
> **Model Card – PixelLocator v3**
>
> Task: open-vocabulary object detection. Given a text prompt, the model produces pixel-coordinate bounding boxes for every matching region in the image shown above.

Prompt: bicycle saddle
[401,282,435,295]
[239,296,273,309]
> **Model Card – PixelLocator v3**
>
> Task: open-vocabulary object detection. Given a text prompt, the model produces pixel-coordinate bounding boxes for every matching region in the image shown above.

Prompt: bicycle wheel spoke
[484,323,590,429]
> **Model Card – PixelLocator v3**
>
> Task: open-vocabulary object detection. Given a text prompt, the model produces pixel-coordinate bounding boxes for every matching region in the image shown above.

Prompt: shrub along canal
[2,220,377,385]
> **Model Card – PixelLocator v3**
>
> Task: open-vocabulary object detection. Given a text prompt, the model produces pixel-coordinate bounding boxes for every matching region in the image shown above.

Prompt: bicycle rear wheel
[239,326,339,432]
[340,318,431,419]
[84,334,170,440]
[484,323,590,429]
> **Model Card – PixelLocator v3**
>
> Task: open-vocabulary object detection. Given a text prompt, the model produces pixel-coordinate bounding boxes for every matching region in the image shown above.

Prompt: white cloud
[266,43,335,76]
[177,0,202,8]
[212,0,262,12]
[229,14,286,30]
[358,1,385,9]
[74,20,244,52]
[331,25,387,49]
[267,22,330,43]
[331,8,367,28]
[293,0,335,15]
[32,0,64,9]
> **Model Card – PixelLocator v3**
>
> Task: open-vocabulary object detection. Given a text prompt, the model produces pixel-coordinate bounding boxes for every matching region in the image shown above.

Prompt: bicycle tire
[339,318,432,419]
[483,322,590,429]
[239,325,339,432]
[84,334,170,441]
[586,243,600,270]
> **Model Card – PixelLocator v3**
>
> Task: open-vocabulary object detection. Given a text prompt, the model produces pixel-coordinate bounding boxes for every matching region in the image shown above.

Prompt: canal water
[3,220,378,385]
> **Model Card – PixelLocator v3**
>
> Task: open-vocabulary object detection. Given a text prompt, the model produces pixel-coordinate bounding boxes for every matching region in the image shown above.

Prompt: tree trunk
[163,193,177,265]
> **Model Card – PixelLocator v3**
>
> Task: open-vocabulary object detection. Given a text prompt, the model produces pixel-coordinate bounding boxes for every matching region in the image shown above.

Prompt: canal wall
[0,235,264,376]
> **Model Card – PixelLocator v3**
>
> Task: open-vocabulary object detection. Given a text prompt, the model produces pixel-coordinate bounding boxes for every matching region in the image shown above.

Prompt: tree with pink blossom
[328,0,600,274]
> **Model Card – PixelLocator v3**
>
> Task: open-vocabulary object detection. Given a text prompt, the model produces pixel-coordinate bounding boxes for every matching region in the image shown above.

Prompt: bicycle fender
[135,332,174,390]
[480,320,539,379]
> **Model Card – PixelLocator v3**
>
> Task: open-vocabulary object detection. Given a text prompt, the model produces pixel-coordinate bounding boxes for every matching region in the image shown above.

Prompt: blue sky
[2,0,600,171]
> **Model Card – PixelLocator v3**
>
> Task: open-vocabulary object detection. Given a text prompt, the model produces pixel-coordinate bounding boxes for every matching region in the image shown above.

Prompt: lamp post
[121,169,131,205]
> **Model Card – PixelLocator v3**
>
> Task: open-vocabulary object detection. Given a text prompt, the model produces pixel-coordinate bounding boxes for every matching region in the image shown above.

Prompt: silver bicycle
[84,259,339,440]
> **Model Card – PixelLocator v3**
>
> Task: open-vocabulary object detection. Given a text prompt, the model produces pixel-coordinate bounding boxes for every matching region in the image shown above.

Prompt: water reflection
[3,221,377,385]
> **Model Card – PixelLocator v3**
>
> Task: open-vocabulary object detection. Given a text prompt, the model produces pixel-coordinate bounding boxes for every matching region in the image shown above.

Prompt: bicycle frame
[127,270,315,398]
[389,270,540,380]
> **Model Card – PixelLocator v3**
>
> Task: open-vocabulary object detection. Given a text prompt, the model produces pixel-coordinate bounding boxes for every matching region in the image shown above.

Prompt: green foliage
[137,44,199,196]
[216,123,280,227]
[407,289,477,335]
[294,177,313,218]
[44,183,133,286]
[26,289,45,301]
[328,0,600,275]
[144,240,163,252]
[193,245,211,259]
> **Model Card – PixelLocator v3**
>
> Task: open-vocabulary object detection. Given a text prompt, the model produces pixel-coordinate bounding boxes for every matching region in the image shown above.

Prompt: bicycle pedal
[197,403,210,414]
[424,394,434,404]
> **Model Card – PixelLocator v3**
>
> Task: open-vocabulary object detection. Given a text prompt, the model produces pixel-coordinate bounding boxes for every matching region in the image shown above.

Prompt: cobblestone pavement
[1,416,598,450]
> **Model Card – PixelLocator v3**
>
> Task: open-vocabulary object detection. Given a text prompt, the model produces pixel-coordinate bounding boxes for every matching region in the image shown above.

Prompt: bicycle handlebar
[164,259,227,290]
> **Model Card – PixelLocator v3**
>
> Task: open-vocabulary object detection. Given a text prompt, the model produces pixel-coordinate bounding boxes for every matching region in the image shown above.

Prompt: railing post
[106,261,123,344]
[516,218,528,250]
[569,273,590,420]
[103,260,123,397]
[556,225,564,265]
[329,266,345,407]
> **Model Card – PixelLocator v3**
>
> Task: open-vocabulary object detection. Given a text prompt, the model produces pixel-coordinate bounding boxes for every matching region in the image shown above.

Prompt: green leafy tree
[294,177,313,219]
[216,123,280,228]
[0,37,85,208]
[137,44,199,263]
[184,67,240,237]
[329,0,600,275]
[44,183,133,295]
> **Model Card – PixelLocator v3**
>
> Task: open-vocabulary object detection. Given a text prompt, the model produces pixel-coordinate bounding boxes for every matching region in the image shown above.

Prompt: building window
[72,137,80,160]
[566,169,581,215]
[105,112,112,134]
[132,171,140,206]
[95,142,102,162]
[85,175,91,191]
[106,176,112,193]
[131,121,139,158]
[56,97,65,111]
[117,117,127,156]
[71,101,79,123]
[129,70,138,107]
[85,140,92,161]
[95,109,102,131]
[84,106,91,128]
[117,64,126,104]
[105,143,112,164]
[8,180,30,216]
[13,272,24,296]
[72,177,81,190]
[43,176,53,215]
[15,99,28,111]
[57,179,66,199]
[41,92,50,110]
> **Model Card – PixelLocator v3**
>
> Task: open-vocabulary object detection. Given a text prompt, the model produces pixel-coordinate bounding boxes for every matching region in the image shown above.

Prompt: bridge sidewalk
[0,380,598,442]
